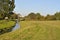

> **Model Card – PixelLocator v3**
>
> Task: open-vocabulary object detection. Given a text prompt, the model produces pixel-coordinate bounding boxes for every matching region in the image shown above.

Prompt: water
[12,21,20,31]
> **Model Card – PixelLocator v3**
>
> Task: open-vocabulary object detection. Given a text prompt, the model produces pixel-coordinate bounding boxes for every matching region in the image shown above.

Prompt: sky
[14,0,60,16]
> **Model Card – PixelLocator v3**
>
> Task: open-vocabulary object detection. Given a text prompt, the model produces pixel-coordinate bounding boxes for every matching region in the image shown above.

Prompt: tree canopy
[0,0,15,19]
[23,12,60,21]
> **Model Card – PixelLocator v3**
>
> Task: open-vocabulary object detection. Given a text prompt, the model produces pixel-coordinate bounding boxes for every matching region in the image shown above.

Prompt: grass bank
[0,21,60,40]
[0,20,16,34]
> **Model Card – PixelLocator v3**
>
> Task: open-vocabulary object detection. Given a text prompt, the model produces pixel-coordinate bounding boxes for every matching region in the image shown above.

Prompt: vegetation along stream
[0,20,20,35]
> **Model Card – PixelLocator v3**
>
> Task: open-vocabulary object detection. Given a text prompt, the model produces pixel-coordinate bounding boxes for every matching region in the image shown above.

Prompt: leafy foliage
[24,12,60,21]
[54,12,60,20]
[0,0,15,20]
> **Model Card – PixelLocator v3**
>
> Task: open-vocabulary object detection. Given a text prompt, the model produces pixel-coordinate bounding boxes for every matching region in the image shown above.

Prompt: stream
[12,21,20,31]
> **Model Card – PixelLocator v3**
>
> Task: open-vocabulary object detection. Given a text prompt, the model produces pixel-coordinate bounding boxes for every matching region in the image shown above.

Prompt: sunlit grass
[0,21,60,40]
[0,20,15,29]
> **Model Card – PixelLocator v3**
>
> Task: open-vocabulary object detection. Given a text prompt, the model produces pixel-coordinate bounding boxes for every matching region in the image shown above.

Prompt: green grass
[0,20,15,29]
[0,21,60,40]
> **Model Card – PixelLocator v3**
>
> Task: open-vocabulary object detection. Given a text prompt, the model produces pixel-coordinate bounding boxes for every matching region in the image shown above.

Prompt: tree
[0,0,5,19]
[0,0,15,20]
[9,0,15,12]
[54,12,60,20]
[27,12,36,20]
[45,14,56,20]
[36,13,41,20]
[24,12,45,21]
[8,12,18,19]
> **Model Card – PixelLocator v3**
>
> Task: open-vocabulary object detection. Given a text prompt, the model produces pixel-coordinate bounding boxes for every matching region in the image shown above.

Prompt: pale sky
[14,0,60,16]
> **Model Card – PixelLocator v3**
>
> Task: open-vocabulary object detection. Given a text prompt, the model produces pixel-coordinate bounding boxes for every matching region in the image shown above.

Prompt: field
[0,21,60,40]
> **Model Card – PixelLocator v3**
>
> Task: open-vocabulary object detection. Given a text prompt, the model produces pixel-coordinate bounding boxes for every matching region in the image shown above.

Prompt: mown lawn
[0,21,60,40]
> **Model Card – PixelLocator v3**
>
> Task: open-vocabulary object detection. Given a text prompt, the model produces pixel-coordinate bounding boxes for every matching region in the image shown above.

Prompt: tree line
[0,0,60,21]
[22,12,60,21]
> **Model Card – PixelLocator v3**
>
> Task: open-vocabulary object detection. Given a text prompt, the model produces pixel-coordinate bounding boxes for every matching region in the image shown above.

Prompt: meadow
[0,21,60,40]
